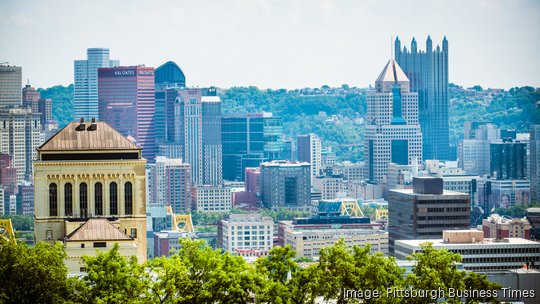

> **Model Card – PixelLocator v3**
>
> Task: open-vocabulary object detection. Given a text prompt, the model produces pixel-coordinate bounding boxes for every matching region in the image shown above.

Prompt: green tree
[81,243,147,303]
[316,239,357,304]
[463,272,501,304]
[0,240,74,304]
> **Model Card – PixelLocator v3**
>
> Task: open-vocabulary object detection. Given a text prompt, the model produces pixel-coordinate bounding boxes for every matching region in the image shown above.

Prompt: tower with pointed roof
[395,36,449,161]
[33,120,147,271]
[364,60,423,183]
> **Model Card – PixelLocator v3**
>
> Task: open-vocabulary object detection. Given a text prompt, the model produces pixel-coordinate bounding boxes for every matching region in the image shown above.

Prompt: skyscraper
[0,64,22,108]
[395,36,449,160]
[147,156,191,213]
[297,134,322,182]
[260,160,311,210]
[74,48,119,120]
[531,125,540,203]
[221,112,284,181]
[364,60,423,182]
[98,66,156,161]
[490,139,527,180]
[22,84,53,130]
[172,89,222,186]
[459,122,501,175]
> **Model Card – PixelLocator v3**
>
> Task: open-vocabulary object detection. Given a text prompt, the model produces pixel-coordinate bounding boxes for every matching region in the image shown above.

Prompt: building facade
[395,36,449,160]
[490,139,527,180]
[388,177,470,254]
[218,213,274,254]
[531,125,540,203]
[0,108,42,182]
[365,60,423,183]
[98,66,156,161]
[33,121,147,268]
[0,64,22,108]
[74,48,119,120]
[147,156,191,213]
[192,185,232,213]
[297,134,322,182]
[260,161,311,210]
[482,214,531,239]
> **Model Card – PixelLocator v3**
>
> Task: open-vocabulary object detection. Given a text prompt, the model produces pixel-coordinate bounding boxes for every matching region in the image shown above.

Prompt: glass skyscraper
[74,48,119,120]
[395,36,449,161]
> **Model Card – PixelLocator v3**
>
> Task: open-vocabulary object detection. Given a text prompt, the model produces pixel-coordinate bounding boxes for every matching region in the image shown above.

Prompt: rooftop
[396,237,540,247]
[389,188,468,196]
[375,59,409,84]
[65,218,133,242]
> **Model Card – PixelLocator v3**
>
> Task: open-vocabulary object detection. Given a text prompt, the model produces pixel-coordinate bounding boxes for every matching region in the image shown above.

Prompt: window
[49,183,57,216]
[110,182,118,215]
[64,183,73,216]
[95,182,103,216]
[80,183,88,217]
[130,228,137,238]
[125,182,133,215]
[80,244,85,248]
[93,242,106,248]
[46,230,53,240]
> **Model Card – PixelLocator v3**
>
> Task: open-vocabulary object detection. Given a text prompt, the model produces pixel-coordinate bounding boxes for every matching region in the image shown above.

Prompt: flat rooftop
[389,188,468,196]
[396,237,540,247]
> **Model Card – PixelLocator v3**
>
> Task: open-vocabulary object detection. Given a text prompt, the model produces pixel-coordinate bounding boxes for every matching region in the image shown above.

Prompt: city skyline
[1,0,539,90]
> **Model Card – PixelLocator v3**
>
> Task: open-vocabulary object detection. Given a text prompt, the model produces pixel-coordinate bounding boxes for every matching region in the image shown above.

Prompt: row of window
[49,182,132,217]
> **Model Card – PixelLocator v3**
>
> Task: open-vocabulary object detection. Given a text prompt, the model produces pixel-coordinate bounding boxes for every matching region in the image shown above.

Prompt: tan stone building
[34,120,147,269]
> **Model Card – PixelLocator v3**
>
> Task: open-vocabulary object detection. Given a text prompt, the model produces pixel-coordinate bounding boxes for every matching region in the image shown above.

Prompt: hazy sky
[1,0,539,90]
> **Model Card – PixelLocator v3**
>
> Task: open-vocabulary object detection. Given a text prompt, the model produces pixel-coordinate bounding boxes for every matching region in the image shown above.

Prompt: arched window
[110,182,118,215]
[125,182,133,215]
[80,182,88,217]
[64,183,73,216]
[95,182,103,216]
[49,183,57,216]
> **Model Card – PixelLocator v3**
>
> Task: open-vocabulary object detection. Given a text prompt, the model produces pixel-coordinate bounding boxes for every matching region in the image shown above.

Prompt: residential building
[0,108,42,182]
[490,138,527,180]
[388,177,470,254]
[531,125,540,202]
[192,185,232,213]
[395,36,449,160]
[364,59,422,183]
[98,66,156,161]
[74,48,119,120]
[33,120,147,271]
[0,64,22,107]
[394,230,540,272]
[222,112,284,181]
[260,160,311,210]
[147,156,191,213]
[278,199,388,257]
[297,134,322,182]
[218,213,274,254]
[482,214,531,239]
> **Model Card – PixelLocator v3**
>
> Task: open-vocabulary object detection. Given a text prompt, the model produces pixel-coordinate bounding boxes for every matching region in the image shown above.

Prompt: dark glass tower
[395,36,449,160]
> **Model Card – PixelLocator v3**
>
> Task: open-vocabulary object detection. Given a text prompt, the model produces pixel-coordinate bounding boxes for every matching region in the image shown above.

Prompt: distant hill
[38,84,74,128]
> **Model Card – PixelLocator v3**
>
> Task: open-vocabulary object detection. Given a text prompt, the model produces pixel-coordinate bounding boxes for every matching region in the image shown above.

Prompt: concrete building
[18,181,34,216]
[527,208,540,241]
[33,121,147,270]
[490,139,527,180]
[0,107,42,182]
[531,125,540,202]
[297,134,322,182]
[153,230,194,258]
[74,48,119,120]
[478,178,530,210]
[313,170,348,200]
[364,60,422,183]
[395,36,449,160]
[458,122,500,175]
[278,199,388,257]
[0,64,22,108]
[333,161,365,182]
[388,177,470,254]
[482,214,531,239]
[222,112,284,181]
[192,185,232,213]
[0,188,4,215]
[98,66,156,161]
[218,213,274,254]
[260,160,311,210]
[0,153,18,197]
[394,230,540,272]
[22,84,54,131]
[147,156,191,213]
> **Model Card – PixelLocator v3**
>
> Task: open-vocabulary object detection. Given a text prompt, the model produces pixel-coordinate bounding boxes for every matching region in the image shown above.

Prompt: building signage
[114,70,135,76]
[138,70,154,76]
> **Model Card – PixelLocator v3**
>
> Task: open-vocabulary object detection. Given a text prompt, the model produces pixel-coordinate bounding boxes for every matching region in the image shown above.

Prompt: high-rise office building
[147,156,191,213]
[388,177,470,254]
[74,48,119,120]
[0,108,42,182]
[34,120,147,272]
[171,89,222,186]
[531,125,540,203]
[459,122,501,175]
[490,139,527,180]
[18,181,34,216]
[395,36,449,160]
[260,160,311,210]
[98,66,156,161]
[297,134,322,182]
[0,153,18,197]
[222,112,284,181]
[154,61,187,146]
[364,60,422,182]
[22,84,53,130]
[0,64,22,108]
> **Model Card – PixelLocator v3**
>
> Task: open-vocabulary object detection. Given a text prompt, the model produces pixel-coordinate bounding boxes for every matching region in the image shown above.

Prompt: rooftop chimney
[76,118,86,131]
